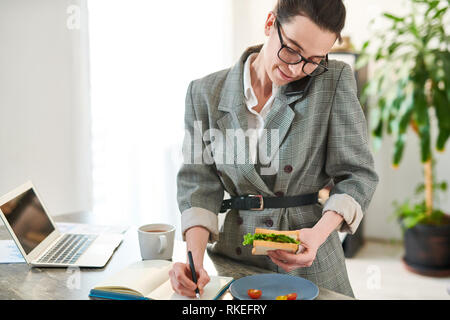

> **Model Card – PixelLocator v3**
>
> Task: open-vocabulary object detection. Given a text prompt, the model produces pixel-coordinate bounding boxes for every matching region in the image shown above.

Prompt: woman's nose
[288,62,304,76]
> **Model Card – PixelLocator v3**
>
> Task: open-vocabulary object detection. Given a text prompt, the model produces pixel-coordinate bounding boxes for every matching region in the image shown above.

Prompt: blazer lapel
[259,94,294,167]
[260,82,310,166]
[216,45,275,196]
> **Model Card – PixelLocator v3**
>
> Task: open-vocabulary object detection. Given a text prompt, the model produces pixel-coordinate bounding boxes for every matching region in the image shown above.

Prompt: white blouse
[243,52,279,165]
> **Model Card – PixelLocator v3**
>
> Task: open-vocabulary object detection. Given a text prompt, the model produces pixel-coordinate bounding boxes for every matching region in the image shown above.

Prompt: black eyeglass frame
[275,19,329,77]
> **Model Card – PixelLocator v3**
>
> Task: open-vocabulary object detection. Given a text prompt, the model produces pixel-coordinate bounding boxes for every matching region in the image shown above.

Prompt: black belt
[219,192,319,213]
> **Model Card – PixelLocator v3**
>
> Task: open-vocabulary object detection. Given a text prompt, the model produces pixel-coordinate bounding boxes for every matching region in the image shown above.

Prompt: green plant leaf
[419,122,432,162]
[432,6,447,19]
[403,214,426,229]
[414,180,448,195]
[393,133,406,166]
[373,118,383,139]
[388,42,402,55]
[425,0,441,17]
[425,208,446,225]
[383,13,405,23]
[412,82,432,162]
[432,87,450,151]
[398,91,414,134]
[415,183,425,195]
[375,47,384,61]
[360,40,370,52]
[437,129,450,151]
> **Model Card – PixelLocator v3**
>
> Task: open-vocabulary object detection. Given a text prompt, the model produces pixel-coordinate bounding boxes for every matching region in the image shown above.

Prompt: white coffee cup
[138,223,175,260]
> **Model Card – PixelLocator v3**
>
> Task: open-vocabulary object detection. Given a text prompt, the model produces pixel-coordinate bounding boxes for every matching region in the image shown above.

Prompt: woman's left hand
[267,228,326,273]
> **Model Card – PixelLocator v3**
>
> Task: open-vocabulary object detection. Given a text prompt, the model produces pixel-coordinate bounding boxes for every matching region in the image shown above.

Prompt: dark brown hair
[274,0,346,43]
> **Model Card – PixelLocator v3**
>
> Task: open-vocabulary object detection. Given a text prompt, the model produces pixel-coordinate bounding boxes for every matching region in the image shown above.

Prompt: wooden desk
[0,212,354,300]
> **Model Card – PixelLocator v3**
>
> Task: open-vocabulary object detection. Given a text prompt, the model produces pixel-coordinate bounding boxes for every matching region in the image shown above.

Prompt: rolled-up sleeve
[323,63,379,234]
[177,81,224,242]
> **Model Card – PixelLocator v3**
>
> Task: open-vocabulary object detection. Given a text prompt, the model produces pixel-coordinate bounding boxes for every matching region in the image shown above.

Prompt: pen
[187,250,201,299]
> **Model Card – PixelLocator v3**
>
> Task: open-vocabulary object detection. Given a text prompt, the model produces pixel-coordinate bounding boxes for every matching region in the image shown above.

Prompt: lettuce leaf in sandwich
[242,232,300,246]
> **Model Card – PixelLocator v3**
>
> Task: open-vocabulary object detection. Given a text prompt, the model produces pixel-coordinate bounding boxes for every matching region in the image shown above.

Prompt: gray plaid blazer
[177,45,379,297]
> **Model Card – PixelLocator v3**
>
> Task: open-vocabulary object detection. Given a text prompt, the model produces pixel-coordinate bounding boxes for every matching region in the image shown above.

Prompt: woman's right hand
[169,262,210,297]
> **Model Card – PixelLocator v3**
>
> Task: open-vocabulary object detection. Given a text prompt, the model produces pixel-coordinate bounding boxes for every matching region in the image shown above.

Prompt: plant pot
[402,215,450,277]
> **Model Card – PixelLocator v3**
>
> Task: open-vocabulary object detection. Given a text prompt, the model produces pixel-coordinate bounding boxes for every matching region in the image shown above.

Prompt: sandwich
[242,228,301,255]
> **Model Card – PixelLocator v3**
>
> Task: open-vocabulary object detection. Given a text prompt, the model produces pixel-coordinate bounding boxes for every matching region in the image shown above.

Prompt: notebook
[89,260,234,300]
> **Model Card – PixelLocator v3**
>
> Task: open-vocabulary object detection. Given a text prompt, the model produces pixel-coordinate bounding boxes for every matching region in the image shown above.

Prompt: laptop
[0,181,123,267]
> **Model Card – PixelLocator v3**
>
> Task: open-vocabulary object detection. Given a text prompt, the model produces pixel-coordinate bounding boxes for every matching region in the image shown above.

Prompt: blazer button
[237,216,243,225]
[265,219,273,227]
[284,165,293,173]
[236,247,242,255]
[275,191,284,197]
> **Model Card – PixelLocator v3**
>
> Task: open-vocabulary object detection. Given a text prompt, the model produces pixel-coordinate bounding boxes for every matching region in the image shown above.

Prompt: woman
[170,0,379,298]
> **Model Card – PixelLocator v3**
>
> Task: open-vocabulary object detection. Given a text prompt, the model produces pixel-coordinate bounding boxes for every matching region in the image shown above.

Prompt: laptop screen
[0,188,55,254]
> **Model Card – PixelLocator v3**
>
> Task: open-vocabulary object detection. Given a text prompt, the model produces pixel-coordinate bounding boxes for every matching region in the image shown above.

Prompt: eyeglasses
[275,19,328,77]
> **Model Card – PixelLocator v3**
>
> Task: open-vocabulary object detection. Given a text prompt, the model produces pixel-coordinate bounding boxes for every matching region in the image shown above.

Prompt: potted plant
[356,0,450,276]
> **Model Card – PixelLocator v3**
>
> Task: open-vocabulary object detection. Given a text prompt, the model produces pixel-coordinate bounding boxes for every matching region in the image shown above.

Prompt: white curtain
[87,0,233,238]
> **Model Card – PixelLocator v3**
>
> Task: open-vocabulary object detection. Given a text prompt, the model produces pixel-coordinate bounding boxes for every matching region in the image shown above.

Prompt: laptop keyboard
[37,233,98,265]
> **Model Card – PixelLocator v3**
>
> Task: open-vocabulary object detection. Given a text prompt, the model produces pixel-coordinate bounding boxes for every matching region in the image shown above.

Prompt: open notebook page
[94,260,173,296]
[147,276,233,300]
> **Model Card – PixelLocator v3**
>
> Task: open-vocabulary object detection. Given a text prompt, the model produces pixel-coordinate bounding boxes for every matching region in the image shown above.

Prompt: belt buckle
[249,195,264,211]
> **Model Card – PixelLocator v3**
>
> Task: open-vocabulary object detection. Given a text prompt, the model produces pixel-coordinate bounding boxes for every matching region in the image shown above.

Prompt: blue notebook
[89,260,233,300]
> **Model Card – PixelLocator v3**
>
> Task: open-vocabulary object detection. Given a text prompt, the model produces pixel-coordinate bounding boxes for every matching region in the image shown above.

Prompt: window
[88,0,232,235]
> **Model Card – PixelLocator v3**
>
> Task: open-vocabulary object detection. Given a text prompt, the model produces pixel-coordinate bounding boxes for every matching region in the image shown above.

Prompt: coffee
[138,223,175,260]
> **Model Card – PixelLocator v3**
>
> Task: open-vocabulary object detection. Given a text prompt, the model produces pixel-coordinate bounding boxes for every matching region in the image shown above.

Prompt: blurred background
[0,0,449,299]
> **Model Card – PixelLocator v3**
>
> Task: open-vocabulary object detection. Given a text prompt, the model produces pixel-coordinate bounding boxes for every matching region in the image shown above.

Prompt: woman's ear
[264,11,276,37]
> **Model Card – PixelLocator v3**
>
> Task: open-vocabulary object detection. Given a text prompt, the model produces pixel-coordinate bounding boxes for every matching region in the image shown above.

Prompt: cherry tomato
[275,295,288,300]
[286,293,297,300]
[247,289,262,299]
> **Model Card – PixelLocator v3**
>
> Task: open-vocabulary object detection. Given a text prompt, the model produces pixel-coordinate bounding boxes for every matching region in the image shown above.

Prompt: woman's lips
[277,67,294,81]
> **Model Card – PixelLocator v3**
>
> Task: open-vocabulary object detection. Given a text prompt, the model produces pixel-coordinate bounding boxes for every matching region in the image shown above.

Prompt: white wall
[230,0,450,240]
[0,0,92,217]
